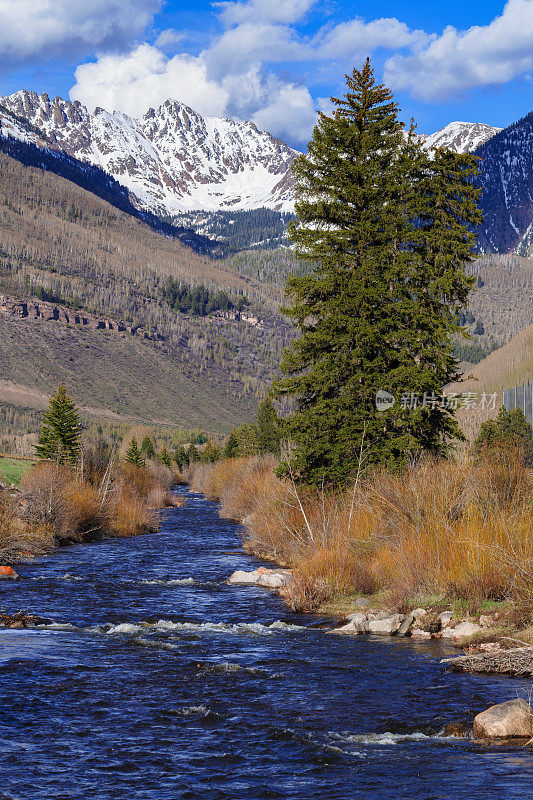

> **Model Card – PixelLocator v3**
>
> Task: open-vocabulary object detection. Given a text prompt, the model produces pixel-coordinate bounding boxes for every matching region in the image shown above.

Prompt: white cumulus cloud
[384,0,533,100]
[71,45,229,118]
[0,0,161,66]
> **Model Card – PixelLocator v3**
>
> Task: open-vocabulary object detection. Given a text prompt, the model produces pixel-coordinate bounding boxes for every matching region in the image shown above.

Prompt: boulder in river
[227,568,293,590]
[473,699,533,739]
[0,566,19,580]
[368,614,404,635]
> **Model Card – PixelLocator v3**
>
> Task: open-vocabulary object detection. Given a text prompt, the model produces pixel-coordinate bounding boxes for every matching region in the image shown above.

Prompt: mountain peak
[0,91,296,214]
[422,121,501,153]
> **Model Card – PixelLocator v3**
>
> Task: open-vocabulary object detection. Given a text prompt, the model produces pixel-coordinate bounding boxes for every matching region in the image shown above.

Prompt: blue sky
[0,1,532,147]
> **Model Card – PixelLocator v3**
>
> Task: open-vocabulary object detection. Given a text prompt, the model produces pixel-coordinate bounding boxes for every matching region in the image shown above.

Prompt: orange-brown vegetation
[191,449,533,613]
[0,489,54,562]
[17,456,176,550]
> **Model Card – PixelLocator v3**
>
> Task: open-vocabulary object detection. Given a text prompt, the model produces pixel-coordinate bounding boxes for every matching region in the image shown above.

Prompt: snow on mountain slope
[2,91,514,251]
[0,91,297,214]
[421,121,500,153]
[475,112,533,255]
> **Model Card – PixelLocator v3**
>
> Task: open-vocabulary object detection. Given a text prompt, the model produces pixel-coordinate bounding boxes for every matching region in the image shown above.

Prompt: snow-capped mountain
[475,112,533,255]
[2,90,522,256]
[421,121,500,153]
[1,90,502,219]
[0,90,296,214]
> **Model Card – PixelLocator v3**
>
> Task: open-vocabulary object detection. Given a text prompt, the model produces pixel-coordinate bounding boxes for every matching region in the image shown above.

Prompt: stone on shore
[368,614,403,635]
[397,611,416,637]
[0,566,19,580]
[346,612,367,625]
[439,611,453,627]
[333,619,368,635]
[227,568,293,590]
[451,621,481,640]
[473,699,533,739]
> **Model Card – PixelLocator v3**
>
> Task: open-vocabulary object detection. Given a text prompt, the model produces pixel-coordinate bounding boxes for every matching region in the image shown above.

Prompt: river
[0,487,532,799]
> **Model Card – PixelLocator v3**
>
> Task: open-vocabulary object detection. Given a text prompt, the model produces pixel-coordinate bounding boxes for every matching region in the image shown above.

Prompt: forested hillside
[0,150,295,435]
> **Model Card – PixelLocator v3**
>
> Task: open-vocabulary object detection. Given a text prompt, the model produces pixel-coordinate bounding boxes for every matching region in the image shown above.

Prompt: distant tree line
[168,208,295,252]
[161,277,248,316]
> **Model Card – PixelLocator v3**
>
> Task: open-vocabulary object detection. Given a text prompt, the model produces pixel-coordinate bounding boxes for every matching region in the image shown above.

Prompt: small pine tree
[187,444,201,462]
[124,436,145,467]
[35,384,81,464]
[235,424,259,457]
[475,407,532,464]
[159,446,172,467]
[174,444,190,470]
[223,430,239,459]
[140,436,155,458]
[256,399,281,455]
[200,441,221,463]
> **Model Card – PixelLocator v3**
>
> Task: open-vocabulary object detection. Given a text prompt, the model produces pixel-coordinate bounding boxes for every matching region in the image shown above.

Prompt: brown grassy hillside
[0,151,295,435]
[466,256,533,343]
[0,313,254,432]
[450,324,533,440]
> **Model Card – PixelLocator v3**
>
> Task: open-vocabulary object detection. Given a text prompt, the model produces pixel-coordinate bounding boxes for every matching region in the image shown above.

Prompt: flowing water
[0,488,532,799]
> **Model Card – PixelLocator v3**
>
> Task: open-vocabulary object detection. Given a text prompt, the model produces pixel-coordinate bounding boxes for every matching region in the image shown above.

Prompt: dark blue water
[0,488,531,800]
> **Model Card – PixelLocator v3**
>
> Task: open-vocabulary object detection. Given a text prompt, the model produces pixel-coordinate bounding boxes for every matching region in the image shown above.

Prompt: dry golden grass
[20,458,171,545]
[192,450,533,612]
[0,491,54,562]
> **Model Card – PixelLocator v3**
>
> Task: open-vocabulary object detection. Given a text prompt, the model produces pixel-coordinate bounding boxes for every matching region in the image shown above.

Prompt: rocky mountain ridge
[0,91,500,219]
[0,90,296,214]
[3,90,531,257]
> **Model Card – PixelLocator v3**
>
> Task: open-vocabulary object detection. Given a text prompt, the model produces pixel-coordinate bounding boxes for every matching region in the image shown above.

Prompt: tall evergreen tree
[35,385,81,464]
[273,59,482,487]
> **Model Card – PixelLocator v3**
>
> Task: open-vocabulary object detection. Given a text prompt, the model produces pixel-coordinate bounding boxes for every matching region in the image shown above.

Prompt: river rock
[258,571,293,589]
[334,619,368,635]
[353,597,371,609]
[440,627,456,639]
[368,614,403,635]
[397,611,416,637]
[443,721,468,738]
[0,566,19,580]
[346,612,367,625]
[452,621,481,640]
[226,568,293,589]
[473,699,533,739]
[439,611,453,627]
[412,608,427,619]
[479,614,494,628]
[411,629,431,638]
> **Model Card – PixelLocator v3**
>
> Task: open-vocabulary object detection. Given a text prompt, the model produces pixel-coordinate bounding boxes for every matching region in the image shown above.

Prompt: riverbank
[188,454,533,667]
[0,457,180,566]
[1,487,531,796]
